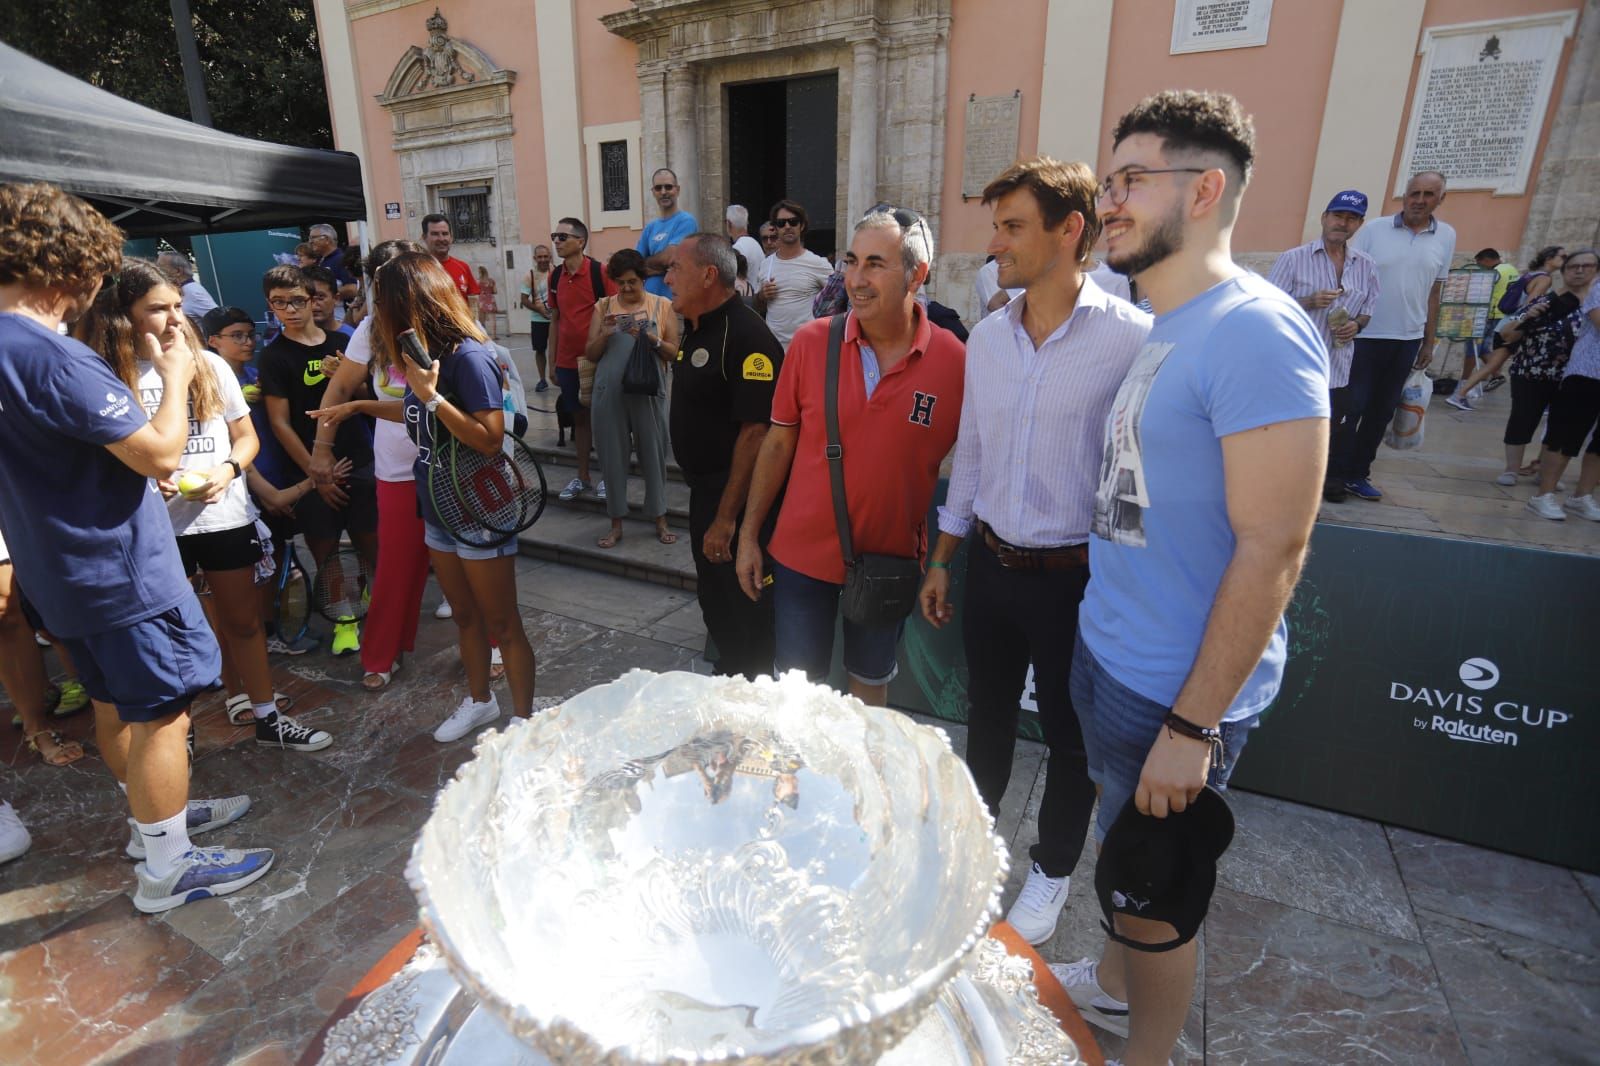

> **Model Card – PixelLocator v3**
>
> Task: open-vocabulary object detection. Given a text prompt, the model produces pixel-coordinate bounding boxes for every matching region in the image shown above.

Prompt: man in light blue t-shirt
[638,167,698,297]
[1050,93,1329,1066]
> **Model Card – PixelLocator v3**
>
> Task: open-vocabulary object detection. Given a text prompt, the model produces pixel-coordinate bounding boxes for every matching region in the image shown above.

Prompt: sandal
[362,658,403,691]
[489,646,505,681]
[27,729,84,767]
[597,528,623,549]
[656,525,678,545]
[225,691,295,726]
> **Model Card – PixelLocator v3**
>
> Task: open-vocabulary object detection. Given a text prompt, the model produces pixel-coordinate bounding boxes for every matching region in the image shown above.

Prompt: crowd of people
[2,82,1592,1066]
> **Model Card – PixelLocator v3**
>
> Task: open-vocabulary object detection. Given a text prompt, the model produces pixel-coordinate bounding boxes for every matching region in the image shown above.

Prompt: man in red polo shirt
[736,209,964,705]
[547,217,616,498]
[422,213,480,321]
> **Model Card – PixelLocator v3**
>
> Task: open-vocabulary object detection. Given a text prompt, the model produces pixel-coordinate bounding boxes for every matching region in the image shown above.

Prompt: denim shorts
[771,560,903,686]
[60,595,222,723]
[1069,634,1257,843]
[422,518,520,562]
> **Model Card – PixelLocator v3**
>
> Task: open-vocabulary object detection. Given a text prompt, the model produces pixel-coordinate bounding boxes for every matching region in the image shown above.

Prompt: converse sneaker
[132,845,275,913]
[1006,862,1070,944]
[1526,492,1567,520]
[254,711,333,752]
[433,693,501,743]
[0,802,30,865]
[125,795,252,859]
[1049,956,1130,1038]
[1565,494,1600,521]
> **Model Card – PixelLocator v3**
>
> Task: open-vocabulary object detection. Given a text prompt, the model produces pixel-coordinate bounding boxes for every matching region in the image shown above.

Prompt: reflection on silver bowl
[406,670,1009,1064]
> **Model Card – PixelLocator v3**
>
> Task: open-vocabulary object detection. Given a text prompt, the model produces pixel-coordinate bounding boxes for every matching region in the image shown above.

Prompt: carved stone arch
[379,38,508,103]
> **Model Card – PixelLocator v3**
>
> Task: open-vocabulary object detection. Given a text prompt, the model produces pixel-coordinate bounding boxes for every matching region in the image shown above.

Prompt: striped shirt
[938,274,1151,548]
[1266,239,1380,389]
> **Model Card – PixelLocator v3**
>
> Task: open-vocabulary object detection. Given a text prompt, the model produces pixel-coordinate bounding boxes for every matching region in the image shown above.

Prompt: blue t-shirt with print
[0,314,192,637]
[1080,275,1330,722]
[637,210,699,297]
[403,338,506,529]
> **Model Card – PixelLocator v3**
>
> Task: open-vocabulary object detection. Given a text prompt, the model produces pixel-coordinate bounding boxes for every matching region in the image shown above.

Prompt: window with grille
[599,141,630,212]
[439,186,491,242]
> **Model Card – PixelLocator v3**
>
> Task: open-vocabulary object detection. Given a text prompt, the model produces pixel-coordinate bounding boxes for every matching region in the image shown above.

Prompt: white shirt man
[755,200,832,349]
[725,204,765,273]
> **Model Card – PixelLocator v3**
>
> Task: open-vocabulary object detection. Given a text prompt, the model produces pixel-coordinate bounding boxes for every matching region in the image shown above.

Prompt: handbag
[824,313,922,627]
[622,297,663,397]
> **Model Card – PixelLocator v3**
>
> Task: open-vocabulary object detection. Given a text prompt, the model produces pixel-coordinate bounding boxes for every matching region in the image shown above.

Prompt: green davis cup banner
[887,485,1596,871]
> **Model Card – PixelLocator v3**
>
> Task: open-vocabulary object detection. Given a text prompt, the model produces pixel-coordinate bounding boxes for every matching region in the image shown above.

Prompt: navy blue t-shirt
[0,314,191,637]
[402,338,505,527]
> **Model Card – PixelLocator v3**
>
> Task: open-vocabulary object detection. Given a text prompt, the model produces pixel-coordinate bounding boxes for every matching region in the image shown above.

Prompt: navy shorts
[1069,633,1256,843]
[771,560,903,686]
[59,594,222,723]
[555,366,581,415]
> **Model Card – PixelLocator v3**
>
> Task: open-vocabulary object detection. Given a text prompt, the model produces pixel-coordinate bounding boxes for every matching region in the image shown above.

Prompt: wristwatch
[425,395,444,413]
[225,459,242,479]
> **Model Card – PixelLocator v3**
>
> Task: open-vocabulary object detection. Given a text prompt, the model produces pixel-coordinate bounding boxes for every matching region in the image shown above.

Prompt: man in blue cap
[1268,190,1380,501]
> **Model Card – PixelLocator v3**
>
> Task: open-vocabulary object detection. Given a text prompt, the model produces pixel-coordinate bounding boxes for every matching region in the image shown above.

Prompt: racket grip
[398,329,433,370]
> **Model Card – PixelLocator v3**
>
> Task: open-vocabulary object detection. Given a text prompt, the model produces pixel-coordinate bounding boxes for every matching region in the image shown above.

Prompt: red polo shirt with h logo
[768,305,965,584]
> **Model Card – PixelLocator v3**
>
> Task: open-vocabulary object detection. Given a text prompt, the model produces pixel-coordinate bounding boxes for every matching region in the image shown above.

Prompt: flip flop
[597,529,623,549]
[27,729,84,767]
[225,691,295,725]
[362,658,402,691]
[489,646,505,681]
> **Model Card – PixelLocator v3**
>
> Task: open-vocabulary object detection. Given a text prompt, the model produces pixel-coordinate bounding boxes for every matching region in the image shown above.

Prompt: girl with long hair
[315,252,535,741]
[79,259,332,752]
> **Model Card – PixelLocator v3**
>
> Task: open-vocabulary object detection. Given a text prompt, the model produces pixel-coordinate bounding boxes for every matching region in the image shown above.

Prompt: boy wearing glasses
[257,266,376,657]
[638,168,698,298]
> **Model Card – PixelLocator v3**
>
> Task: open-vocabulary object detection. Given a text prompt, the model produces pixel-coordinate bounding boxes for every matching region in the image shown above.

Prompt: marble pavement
[0,558,1594,1064]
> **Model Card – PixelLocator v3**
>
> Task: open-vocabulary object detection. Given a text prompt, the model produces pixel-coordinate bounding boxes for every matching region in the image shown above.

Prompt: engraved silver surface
[405,670,1011,1065]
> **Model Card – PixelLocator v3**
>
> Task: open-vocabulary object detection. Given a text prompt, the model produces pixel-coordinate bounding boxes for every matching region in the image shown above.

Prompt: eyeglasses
[652,184,677,193]
[773,217,802,228]
[551,232,576,243]
[218,330,258,343]
[268,297,310,311]
[1096,167,1208,206]
[1564,260,1598,269]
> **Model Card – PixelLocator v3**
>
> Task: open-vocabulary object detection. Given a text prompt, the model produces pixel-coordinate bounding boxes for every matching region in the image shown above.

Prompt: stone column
[665,64,700,226]
[847,38,881,227]
[1520,0,1600,263]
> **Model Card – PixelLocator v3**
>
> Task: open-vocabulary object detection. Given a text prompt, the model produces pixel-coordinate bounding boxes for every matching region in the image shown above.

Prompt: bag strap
[589,256,606,298]
[824,312,855,567]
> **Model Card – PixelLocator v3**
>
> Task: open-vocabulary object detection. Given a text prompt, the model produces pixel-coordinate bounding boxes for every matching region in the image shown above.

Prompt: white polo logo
[1458,658,1499,692]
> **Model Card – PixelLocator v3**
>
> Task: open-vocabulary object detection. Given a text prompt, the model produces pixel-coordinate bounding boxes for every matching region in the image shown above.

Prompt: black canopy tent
[0,42,365,238]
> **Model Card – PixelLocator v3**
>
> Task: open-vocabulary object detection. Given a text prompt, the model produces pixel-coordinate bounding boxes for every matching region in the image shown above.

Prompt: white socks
[136,808,192,877]
[252,701,277,721]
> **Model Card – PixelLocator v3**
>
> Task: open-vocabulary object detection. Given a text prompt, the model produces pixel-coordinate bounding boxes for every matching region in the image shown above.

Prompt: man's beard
[1106,201,1185,277]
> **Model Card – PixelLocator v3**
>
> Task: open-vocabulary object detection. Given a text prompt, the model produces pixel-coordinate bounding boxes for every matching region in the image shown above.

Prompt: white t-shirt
[732,235,764,276]
[344,318,419,482]
[1348,214,1457,340]
[759,249,833,348]
[136,350,251,536]
[973,259,1023,318]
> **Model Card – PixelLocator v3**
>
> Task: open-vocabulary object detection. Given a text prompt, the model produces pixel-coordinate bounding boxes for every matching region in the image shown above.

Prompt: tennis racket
[446,432,546,535]
[273,541,312,642]
[311,544,372,622]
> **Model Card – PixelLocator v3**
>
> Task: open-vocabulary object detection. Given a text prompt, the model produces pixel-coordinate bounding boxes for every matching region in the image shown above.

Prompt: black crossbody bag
[824,314,922,627]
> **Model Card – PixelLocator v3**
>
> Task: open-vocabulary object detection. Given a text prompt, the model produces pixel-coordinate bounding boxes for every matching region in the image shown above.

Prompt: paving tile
[514,559,696,630]
[1221,790,1419,942]
[1419,908,1600,1066]
[1389,826,1600,957]
[1203,888,1468,1065]
[1575,870,1600,914]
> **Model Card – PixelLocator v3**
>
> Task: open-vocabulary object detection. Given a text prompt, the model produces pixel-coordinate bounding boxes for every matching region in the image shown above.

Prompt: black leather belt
[977,520,1088,570]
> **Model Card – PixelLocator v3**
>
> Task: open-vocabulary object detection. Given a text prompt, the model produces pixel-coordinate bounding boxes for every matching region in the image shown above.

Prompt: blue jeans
[1328,336,1422,482]
[772,560,903,686]
[1069,634,1256,843]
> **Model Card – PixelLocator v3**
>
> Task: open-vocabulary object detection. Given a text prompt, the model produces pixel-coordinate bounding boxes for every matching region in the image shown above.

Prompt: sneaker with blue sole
[125,795,253,860]
[132,845,275,913]
[1345,478,1383,501]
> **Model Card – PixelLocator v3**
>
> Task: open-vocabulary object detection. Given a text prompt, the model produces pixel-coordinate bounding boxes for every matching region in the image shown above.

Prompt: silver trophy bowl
[406,670,1010,1065]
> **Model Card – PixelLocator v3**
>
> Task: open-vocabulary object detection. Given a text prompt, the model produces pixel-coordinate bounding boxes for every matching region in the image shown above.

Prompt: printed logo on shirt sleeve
[98,390,131,419]
[742,353,774,381]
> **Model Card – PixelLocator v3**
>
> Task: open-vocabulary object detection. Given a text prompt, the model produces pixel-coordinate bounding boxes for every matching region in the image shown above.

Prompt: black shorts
[1542,374,1600,457]
[177,524,264,576]
[530,321,550,354]
[296,470,379,542]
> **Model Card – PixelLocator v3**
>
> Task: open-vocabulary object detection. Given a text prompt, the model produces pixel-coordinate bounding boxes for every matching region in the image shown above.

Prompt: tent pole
[169,0,213,127]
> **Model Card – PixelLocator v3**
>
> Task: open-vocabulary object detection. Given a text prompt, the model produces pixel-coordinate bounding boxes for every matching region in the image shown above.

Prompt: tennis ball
[177,472,209,499]
[242,384,262,403]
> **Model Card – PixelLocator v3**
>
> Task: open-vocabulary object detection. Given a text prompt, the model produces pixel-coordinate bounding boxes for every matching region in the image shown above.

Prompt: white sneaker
[433,693,501,743]
[594,480,607,501]
[0,802,31,864]
[435,599,454,620]
[1049,956,1130,1038]
[1468,385,1484,401]
[1495,472,1518,487]
[558,477,587,502]
[1527,493,1567,520]
[1006,862,1070,945]
[1565,494,1600,521]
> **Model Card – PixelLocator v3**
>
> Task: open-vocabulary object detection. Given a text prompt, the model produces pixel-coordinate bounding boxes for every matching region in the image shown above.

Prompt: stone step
[536,454,692,529]
[517,502,697,593]
[524,437,688,485]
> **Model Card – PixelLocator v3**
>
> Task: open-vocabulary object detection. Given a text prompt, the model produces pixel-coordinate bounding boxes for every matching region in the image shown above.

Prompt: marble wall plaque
[1396,12,1578,197]
[1170,0,1272,55]
[962,92,1021,199]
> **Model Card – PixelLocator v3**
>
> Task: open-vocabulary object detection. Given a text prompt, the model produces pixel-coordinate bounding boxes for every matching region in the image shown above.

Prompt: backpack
[549,255,606,307]
[1498,271,1542,316]
[812,269,849,318]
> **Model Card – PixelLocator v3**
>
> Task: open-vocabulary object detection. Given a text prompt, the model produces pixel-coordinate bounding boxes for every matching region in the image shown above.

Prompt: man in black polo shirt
[666,233,783,679]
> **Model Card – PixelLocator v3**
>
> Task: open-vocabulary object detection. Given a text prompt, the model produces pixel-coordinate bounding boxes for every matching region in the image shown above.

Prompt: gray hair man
[735,209,966,707]
[307,223,358,302]
[725,204,764,272]
[665,233,785,680]
[156,250,218,320]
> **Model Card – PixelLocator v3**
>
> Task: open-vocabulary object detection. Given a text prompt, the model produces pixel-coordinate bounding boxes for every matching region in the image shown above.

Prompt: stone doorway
[726,73,839,259]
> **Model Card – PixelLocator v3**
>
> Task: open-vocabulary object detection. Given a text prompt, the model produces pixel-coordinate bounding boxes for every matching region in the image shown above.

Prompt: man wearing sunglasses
[638,168,698,298]
[548,218,616,500]
[755,199,832,350]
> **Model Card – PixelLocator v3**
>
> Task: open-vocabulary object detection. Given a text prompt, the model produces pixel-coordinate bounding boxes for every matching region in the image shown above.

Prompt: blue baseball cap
[1325,190,1368,217]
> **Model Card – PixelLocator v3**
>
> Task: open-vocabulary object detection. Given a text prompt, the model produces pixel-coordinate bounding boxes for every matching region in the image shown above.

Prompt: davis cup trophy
[322,670,1082,1064]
